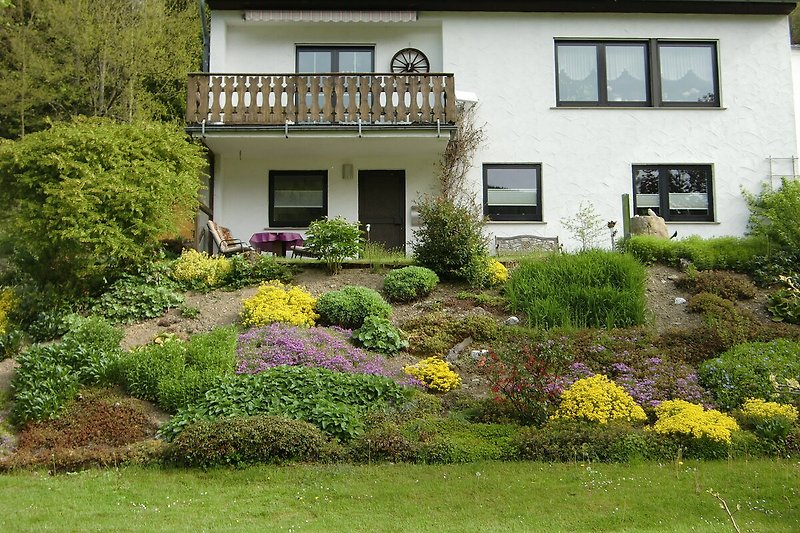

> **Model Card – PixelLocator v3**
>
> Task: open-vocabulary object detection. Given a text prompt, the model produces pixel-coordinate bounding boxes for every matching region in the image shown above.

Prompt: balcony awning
[244,10,418,23]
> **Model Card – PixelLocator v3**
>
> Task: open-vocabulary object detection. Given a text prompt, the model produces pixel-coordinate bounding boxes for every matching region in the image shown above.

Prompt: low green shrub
[767,275,800,324]
[402,312,500,356]
[699,339,800,410]
[92,275,184,324]
[750,250,800,286]
[453,314,500,341]
[159,366,410,442]
[305,217,363,275]
[117,340,186,403]
[505,251,647,329]
[735,398,798,443]
[0,329,24,360]
[226,253,293,288]
[10,316,123,424]
[683,269,756,300]
[316,286,391,329]
[745,177,800,250]
[352,315,408,355]
[620,235,770,271]
[383,266,439,302]
[171,249,232,290]
[168,415,340,467]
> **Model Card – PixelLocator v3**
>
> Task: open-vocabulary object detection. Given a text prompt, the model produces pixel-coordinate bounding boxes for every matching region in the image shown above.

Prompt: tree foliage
[0,0,201,138]
[744,178,800,250]
[0,118,206,292]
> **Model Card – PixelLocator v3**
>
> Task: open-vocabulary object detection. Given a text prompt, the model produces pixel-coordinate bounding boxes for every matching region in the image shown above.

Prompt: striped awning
[244,10,418,23]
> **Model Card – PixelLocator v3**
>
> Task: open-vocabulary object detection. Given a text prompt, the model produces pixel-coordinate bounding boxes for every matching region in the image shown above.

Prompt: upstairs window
[483,164,542,222]
[296,46,374,73]
[632,164,714,222]
[555,40,719,107]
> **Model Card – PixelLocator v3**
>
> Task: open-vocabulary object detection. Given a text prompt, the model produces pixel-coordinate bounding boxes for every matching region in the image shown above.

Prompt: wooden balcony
[186,73,457,127]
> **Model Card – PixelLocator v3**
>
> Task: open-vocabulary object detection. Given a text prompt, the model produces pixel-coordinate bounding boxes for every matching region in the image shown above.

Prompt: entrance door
[358,170,406,252]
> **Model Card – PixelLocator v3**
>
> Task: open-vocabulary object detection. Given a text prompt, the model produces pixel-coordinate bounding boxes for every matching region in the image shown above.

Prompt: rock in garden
[674,297,687,305]
[504,316,520,326]
[470,349,489,360]
[446,337,473,362]
[629,215,669,238]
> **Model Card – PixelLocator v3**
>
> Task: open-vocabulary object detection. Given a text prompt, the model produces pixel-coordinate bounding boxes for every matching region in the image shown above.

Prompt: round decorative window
[390,48,430,73]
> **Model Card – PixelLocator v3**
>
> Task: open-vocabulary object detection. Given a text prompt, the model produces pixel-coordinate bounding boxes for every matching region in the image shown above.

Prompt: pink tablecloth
[249,232,304,256]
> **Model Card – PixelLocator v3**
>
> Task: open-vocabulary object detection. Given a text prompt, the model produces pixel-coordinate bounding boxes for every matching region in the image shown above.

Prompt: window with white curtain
[632,164,714,221]
[483,164,542,221]
[555,40,719,107]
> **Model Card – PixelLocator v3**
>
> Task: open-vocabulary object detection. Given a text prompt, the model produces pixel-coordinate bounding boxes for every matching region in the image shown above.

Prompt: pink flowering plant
[236,323,396,378]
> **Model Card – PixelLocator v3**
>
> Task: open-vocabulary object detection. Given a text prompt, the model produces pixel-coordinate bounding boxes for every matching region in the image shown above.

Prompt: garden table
[249,232,304,257]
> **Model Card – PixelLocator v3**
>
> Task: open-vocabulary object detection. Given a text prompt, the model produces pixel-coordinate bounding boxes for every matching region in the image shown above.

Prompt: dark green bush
[683,269,756,300]
[412,197,489,280]
[117,326,237,412]
[352,315,408,355]
[159,366,410,442]
[92,275,184,324]
[10,316,123,425]
[750,250,800,286]
[745,177,800,250]
[168,415,338,467]
[316,286,391,329]
[767,275,800,324]
[0,329,24,360]
[383,266,439,302]
[226,254,293,289]
[620,235,770,271]
[699,339,800,410]
[505,251,647,329]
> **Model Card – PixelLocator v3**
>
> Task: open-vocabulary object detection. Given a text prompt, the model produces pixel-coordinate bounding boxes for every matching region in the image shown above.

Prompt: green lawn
[1,459,798,532]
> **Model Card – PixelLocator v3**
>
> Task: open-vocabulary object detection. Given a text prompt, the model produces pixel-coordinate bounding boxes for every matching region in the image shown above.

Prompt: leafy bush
[352,316,408,355]
[159,366,410,441]
[11,316,123,424]
[745,177,800,250]
[767,275,800,324]
[382,266,439,302]
[240,281,318,328]
[461,256,510,289]
[92,275,184,324]
[171,249,232,290]
[117,326,237,412]
[316,286,391,329]
[505,251,647,329]
[305,217,363,274]
[404,357,461,392]
[236,323,395,376]
[699,339,800,410]
[736,398,798,442]
[750,249,800,286]
[620,235,770,271]
[0,118,206,294]
[168,416,338,467]
[0,287,15,335]
[514,420,667,463]
[651,400,739,448]
[0,329,23,361]
[226,254,293,289]
[412,197,488,280]
[683,269,756,300]
[551,374,647,425]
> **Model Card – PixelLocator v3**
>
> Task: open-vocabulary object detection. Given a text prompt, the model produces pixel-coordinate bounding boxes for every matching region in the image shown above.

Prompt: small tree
[744,178,800,250]
[304,217,363,275]
[561,202,606,251]
[0,117,206,293]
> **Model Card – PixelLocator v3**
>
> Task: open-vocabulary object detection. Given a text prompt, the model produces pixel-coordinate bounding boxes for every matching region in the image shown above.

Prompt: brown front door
[358,170,405,252]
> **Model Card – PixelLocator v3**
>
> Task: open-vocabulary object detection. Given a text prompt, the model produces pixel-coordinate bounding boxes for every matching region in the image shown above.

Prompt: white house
[189,0,799,253]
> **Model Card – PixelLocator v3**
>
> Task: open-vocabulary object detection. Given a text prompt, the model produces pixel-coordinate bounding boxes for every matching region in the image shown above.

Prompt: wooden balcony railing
[186,73,457,126]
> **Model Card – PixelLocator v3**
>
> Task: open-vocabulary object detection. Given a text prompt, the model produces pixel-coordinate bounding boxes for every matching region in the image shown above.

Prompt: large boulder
[629,214,669,238]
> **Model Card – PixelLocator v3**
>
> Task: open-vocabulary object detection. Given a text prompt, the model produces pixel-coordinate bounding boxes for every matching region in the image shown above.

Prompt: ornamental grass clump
[404,357,461,392]
[172,249,232,290]
[236,323,393,377]
[240,281,318,328]
[551,374,647,425]
[651,399,739,444]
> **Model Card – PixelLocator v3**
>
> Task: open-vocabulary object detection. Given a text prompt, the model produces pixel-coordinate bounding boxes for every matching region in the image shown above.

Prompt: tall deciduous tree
[0,0,201,138]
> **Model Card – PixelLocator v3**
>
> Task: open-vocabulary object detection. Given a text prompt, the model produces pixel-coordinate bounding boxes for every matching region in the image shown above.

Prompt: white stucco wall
[793,46,800,159]
[207,11,798,251]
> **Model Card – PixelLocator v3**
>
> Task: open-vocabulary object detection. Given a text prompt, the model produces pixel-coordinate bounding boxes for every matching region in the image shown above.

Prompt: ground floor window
[483,164,542,221]
[632,164,713,221]
[269,171,327,227]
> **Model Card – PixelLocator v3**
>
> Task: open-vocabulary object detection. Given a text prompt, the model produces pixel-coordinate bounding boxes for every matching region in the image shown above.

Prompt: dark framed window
[632,164,714,222]
[296,46,374,73]
[555,40,719,107]
[483,164,542,221]
[269,171,327,227]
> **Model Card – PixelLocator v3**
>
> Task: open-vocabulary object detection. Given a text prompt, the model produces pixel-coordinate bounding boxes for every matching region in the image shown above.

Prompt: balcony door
[358,170,405,252]
[297,47,374,116]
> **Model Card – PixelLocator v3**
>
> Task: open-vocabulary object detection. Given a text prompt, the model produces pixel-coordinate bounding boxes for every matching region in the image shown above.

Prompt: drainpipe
[198,0,210,72]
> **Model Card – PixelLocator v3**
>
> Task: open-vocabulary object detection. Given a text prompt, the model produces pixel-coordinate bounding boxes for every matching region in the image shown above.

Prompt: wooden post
[621,193,631,240]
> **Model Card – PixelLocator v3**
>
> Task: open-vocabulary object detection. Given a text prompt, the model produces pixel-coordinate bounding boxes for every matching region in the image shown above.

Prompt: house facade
[191,0,799,252]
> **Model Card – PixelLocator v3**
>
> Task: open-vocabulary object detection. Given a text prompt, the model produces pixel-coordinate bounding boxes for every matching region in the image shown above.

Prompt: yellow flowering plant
[241,280,318,328]
[172,249,232,289]
[0,287,16,335]
[551,374,647,424]
[736,398,798,442]
[652,399,739,444]
[404,356,461,392]
[487,259,509,285]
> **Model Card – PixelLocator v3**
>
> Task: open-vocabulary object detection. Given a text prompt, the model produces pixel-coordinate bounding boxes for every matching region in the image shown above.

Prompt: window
[296,46,374,73]
[555,40,718,107]
[632,164,714,222]
[483,164,542,221]
[269,171,327,227]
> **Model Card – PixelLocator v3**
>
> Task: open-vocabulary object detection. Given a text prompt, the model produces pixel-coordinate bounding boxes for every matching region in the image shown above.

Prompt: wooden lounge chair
[207,220,254,256]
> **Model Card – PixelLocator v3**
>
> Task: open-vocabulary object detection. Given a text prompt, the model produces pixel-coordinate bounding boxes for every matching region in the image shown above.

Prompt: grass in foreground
[1,459,798,532]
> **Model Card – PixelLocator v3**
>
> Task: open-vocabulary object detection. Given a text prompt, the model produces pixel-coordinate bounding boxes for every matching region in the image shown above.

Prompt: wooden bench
[495,235,560,255]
